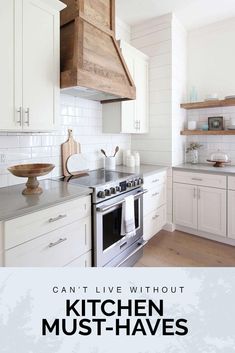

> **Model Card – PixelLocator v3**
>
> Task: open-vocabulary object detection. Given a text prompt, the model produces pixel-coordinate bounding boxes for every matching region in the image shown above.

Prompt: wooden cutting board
[61,129,81,176]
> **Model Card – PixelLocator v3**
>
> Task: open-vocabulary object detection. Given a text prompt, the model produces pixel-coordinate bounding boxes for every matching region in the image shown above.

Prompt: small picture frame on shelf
[208,116,224,131]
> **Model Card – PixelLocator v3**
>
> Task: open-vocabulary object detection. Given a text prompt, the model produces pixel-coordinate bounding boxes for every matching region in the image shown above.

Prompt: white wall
[130,14,187,228]
[186,17,235,164]
[172,15,187,166]
[131,14,173,166]
[188,17,235,101]
[0,19,131,188]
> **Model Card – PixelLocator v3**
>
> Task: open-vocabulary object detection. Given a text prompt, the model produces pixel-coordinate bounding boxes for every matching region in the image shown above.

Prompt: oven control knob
[127,181,132,187]
[105,189,111,196]
[116,186,121,192]
[111,187,116,194]
[138,178,143,185]
[97,191,105,198]
[134,180,138,187]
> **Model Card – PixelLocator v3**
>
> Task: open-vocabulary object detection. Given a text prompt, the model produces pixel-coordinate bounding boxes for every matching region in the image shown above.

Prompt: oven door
[93,188,145,267]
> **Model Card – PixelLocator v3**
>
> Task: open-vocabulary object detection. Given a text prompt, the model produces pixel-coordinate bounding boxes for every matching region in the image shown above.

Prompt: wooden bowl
[8,163,55,195]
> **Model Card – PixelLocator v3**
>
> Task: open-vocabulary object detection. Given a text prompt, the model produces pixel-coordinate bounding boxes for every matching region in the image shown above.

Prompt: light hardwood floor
[135,230,235,267]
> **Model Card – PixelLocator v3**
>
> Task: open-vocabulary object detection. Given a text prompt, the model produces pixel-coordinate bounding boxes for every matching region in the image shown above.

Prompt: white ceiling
[116,0,235,30]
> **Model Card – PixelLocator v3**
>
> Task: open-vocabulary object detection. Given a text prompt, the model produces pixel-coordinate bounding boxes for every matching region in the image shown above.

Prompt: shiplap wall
[186,18,235,163]
[131,14,187,228]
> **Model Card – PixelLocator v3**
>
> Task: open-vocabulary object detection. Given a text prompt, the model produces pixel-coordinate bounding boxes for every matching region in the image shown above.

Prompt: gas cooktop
[57,169,143,204]
[59,169,134,187]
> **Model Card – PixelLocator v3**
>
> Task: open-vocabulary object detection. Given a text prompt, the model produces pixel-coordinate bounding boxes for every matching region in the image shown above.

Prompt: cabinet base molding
[163,222,176,233]
[175,225,235,247]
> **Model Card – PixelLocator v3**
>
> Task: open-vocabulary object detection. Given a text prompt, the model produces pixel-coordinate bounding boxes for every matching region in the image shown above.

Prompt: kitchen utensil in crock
[101,149,107,157]
[113,146,119,157]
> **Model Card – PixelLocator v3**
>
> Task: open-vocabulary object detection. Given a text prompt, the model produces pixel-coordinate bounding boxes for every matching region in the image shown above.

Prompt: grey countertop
[0,164,167,221]
[173,163,235,175]
[115,164,168,176]
[0,179,92,221]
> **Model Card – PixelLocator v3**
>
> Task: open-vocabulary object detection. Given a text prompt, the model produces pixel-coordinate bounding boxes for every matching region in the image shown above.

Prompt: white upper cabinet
[102,40,149,134]
[0,0,16,130]
[0,0,65,131]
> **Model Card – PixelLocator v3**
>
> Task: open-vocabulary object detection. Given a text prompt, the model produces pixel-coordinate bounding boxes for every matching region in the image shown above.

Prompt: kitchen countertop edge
[0,179,92,222]
[173,163,235,175]
[115,164,169,176]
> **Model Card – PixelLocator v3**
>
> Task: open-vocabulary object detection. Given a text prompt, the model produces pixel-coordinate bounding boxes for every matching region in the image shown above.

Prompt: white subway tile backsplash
[0,136,20,149]
[186,106,235,163]
[0,94,131,187]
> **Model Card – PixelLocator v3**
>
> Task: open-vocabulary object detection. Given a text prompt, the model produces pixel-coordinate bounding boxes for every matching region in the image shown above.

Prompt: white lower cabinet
[198,186,226,236]
[1,196,92,267]
[173,170,228,240]
[228,190,235,239]
[144,205,166,241]
[173,183,197,230]
[66,251,92,268]
[143,171,167,241]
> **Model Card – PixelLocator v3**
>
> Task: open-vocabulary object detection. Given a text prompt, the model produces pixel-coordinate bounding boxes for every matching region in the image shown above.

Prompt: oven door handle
[96,189,148,213]
[117,240,148,267]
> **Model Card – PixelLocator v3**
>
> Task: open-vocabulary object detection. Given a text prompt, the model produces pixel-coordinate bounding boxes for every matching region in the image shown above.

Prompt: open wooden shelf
[181,98,235,110]
[181,130,235,136]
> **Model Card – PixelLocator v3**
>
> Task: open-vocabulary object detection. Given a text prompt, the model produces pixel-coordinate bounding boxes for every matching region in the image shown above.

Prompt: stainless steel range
[59,169,147,267]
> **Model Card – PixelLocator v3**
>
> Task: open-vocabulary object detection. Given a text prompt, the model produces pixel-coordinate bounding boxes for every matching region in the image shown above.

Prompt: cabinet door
[144,205,166,241]
[173,183,197,229]
[198,186,226,237]
[144,183,166,216]
[121,49,136,133]
[66,251,92,267]
[22,0,59,130]
[135,56,149,133]
[0,0,22,130]
[228,190,235,239]
[5,217,91,267]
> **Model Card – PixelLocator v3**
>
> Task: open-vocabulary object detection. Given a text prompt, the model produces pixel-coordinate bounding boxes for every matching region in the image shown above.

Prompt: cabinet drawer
[228,176,235,190]
[5,217,91,267]
[144,184,166,216]
[144,171,166,190]
[65,251,92,267]
[144,205,166,241]
[4,196,91,250]
[173,171,226,189]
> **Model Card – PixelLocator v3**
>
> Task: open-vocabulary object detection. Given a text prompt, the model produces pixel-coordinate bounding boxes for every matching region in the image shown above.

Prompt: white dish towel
[121,195,136,238]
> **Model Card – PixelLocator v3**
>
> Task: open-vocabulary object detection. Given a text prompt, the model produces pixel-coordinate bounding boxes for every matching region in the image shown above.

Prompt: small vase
[191,149,199,164]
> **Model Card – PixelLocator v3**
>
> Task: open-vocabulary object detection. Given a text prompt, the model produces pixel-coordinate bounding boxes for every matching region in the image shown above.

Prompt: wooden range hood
[60,0,136,103]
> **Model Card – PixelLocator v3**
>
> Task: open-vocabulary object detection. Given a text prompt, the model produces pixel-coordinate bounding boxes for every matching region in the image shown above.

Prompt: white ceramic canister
[133,151,140,167]
[123,149,131,166]
[105,156,116,170]
[188,121,197,130]
[126,154,135,168]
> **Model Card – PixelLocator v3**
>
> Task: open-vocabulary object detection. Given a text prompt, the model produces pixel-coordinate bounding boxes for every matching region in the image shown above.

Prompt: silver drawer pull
[49,237,67,248]
[152,192,159,197]
[24,107,30,126]
[16,107,22,126]
[49,214,67,223]
[192,178,203,181]
[152,215,160,220]
[152,179,160,183]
